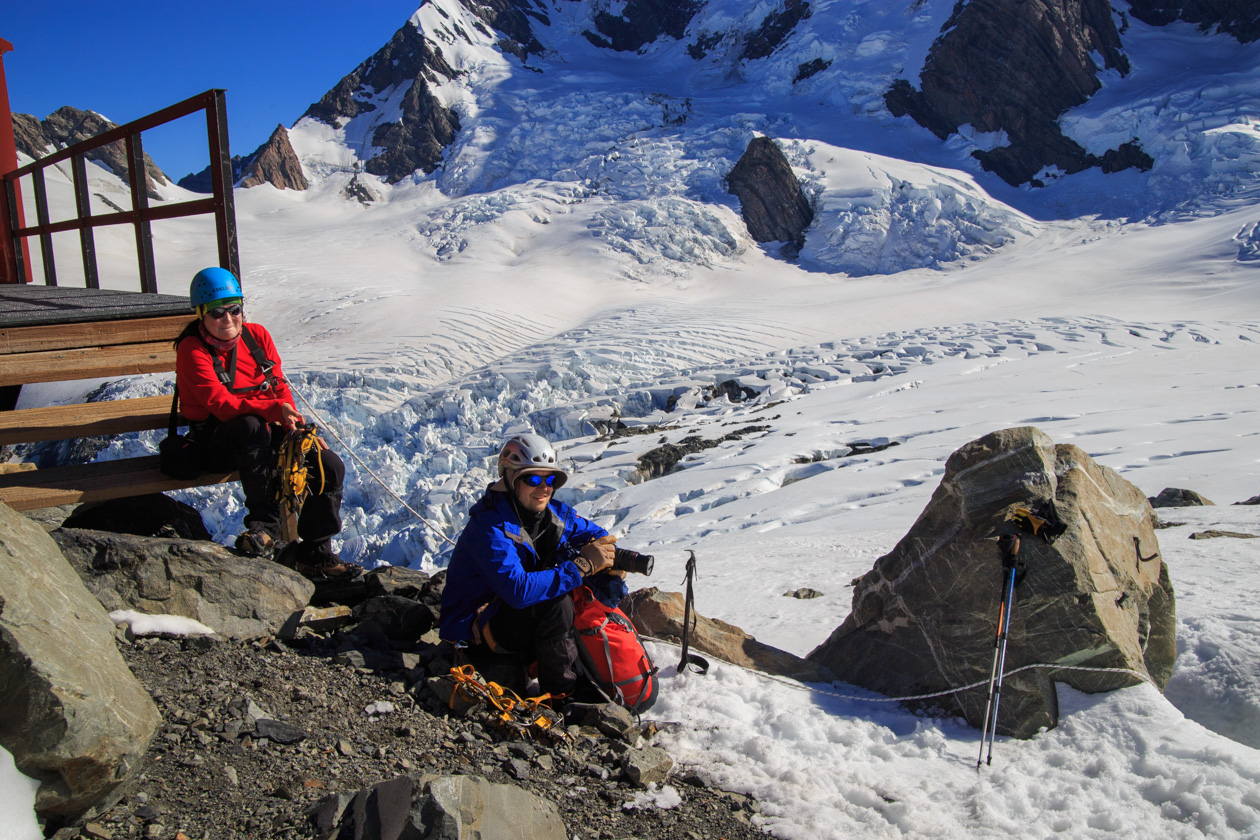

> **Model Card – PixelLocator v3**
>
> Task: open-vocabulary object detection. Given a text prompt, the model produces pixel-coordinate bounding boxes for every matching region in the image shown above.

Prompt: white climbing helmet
[497,433,568,488]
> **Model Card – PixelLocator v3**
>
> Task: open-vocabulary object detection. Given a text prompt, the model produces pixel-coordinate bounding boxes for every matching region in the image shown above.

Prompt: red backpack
[572,586,658,713]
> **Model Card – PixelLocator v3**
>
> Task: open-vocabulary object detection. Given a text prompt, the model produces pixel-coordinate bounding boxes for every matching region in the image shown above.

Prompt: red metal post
[0,37,33,284]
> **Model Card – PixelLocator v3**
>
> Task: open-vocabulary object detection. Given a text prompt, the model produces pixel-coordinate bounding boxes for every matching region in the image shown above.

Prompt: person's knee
[315,448,345,490]
[536,595,575,638]
[221,414,271,448]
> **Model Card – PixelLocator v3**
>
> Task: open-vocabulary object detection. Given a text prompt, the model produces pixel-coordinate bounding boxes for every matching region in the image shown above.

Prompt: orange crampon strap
[448,665,567,740]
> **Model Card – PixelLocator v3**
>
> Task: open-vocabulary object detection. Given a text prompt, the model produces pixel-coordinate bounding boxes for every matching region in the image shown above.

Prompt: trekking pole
[977,533,1020,768]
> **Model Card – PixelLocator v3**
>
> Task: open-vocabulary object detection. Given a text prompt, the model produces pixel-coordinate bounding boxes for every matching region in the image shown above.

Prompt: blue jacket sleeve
[555,501,608,559]
[469,522,584,610]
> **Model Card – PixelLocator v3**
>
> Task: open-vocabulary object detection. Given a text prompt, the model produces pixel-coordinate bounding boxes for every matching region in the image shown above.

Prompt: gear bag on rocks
[573,585,658,713]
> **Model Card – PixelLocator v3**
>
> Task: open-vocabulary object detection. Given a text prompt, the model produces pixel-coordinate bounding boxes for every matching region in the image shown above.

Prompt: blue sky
[3,1,419,180]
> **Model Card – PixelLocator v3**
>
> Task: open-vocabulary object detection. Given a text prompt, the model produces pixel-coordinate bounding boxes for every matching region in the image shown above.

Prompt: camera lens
[613,547,654,576]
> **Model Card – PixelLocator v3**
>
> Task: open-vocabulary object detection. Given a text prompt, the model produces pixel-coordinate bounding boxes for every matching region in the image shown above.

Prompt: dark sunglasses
[207,304,243,320]
[518,473,558,487]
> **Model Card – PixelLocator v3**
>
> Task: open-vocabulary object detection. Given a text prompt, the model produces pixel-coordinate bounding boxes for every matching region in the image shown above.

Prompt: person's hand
[279,403,304,431]
[574,535,616,576]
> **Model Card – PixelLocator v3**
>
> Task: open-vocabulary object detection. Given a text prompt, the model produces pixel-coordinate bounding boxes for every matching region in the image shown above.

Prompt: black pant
[195,414,344,546]
[469,594,578,698]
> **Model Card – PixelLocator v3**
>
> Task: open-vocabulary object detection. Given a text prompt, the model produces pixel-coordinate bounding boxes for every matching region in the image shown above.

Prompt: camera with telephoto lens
[613,546,654,576]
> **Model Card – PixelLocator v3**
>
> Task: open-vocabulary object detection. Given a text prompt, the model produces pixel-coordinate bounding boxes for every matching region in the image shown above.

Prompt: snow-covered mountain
[7,2,1260,837]
[186,0,1257,282]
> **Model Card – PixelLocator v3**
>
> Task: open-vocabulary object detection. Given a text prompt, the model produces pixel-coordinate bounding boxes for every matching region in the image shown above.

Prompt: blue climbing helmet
[190,267,243,316]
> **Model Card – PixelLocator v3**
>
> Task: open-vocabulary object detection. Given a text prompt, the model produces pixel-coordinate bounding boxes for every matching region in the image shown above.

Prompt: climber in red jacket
[175,266,353,579]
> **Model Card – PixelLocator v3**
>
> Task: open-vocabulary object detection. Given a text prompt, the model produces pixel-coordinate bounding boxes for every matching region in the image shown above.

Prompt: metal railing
[1,89,239,293]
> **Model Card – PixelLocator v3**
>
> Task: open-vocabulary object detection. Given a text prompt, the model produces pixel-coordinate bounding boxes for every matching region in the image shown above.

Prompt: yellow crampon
[448,664,567,741]
[276,424,326,540]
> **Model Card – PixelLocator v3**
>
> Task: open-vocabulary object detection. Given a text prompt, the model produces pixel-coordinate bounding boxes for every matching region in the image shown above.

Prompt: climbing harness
[447,665,568,741]
[209,328,280,395]
[275,423,326,542]
[677,550,710,675]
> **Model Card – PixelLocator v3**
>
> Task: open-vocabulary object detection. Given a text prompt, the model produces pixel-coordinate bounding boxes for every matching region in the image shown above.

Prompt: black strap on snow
[210,328,280,396]
[677,550,710,675]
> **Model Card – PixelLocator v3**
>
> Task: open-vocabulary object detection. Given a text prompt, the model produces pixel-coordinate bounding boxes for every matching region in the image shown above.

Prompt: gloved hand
[574,534,616,576]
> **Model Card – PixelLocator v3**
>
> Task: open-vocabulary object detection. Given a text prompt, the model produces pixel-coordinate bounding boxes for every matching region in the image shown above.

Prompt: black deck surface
[0,285,192,327]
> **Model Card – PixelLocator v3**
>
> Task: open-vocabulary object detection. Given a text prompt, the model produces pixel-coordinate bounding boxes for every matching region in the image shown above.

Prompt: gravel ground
[67,629,771,840]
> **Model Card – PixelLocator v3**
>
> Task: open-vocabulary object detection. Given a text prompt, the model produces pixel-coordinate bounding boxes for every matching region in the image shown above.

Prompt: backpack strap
[167,386,181,438]
[207,327,281,396]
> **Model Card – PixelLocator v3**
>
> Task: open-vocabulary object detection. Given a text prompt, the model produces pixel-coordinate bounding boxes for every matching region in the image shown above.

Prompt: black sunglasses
[207,304,243,320]
[518,473,558,487]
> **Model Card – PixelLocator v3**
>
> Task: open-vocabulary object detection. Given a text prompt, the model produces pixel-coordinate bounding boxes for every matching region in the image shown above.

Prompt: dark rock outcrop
[61,493,212,540]
[458,0,549,61]
[0,503,160,828]
[741,0,812,61]
[177,156,243,193]
[583,0,704,52]
[303,21,462,183]
[726,136,814,255]
[11,112,49,159]
[13,106,169,198]
[885,0,1151,186]
[1148,487,1216,508]
[1127,0,1260,44]
[808,427,1177,739]
[236,124,309,190]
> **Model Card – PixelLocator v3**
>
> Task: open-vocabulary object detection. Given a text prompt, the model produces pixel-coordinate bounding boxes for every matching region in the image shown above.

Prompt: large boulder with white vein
[808,427,1176,738]
[0,503,160,827]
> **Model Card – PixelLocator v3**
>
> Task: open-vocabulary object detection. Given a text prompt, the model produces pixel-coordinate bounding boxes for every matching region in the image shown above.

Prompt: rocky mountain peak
[177,124,308,193]
[581,0,705,52]
[302,19,462,183]
[1126,0,1260,43]
[13,106,170,199]
[885,0,1148,187]
[237,125,309,191]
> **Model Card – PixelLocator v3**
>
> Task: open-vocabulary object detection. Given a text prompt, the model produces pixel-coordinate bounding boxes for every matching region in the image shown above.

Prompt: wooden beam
[0,314,191,355]
[0,454,238,511]
[0,394,181,445]
[0,341,176,387]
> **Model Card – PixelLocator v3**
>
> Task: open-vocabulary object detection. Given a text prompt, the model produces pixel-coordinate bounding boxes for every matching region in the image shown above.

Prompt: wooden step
[0,394,184,445]
[0,341,176,388]
[0,314,192,355]
[0,455,238,511]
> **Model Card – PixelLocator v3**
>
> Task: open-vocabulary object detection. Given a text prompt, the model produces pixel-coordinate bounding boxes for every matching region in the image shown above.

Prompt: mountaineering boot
[234,528,275,558]
[288,540,358,581]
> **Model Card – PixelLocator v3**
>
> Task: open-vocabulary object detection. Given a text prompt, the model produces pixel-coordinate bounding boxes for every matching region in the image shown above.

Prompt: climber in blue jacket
[440,432,623,698]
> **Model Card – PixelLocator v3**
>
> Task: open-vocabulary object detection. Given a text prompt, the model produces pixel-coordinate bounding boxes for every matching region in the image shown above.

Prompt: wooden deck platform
[0,285,239,510]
